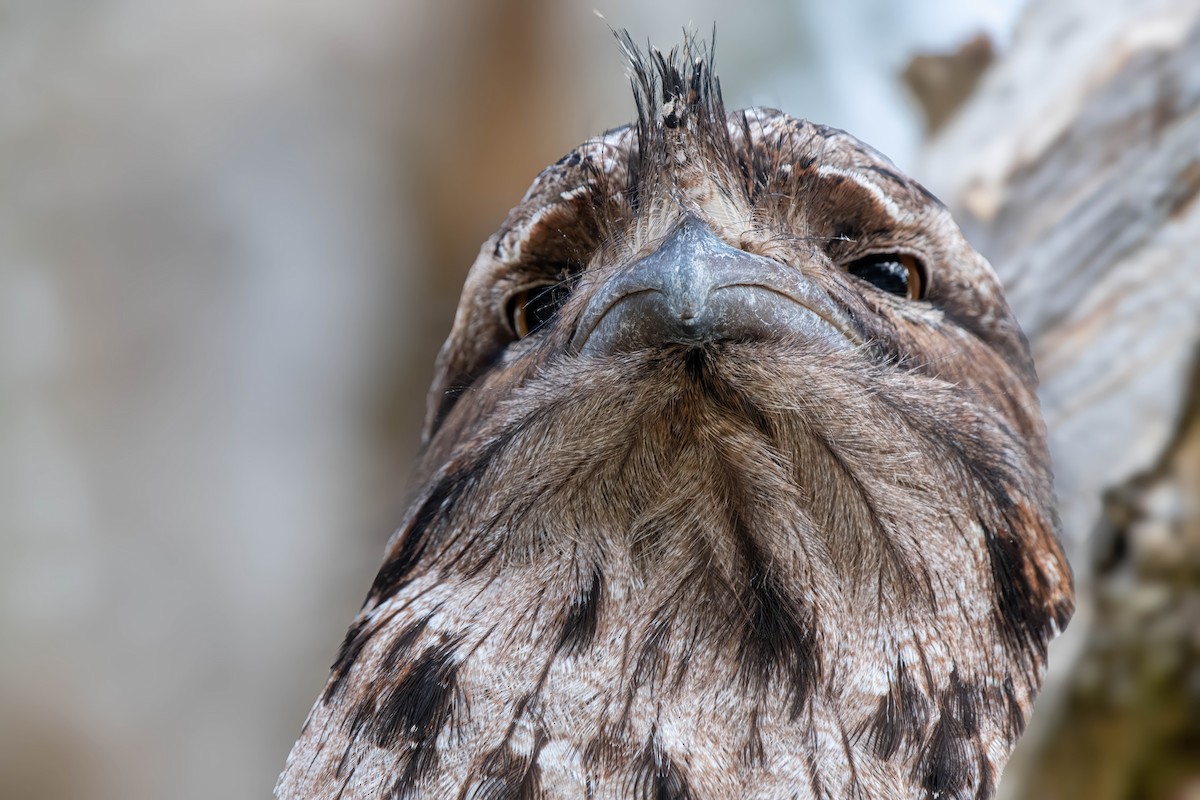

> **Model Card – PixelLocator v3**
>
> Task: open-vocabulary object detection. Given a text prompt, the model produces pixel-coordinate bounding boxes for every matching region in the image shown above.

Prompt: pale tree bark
[918,0,1200,796]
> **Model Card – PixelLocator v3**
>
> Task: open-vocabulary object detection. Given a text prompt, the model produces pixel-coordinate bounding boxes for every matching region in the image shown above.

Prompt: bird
[277,34,1074,800]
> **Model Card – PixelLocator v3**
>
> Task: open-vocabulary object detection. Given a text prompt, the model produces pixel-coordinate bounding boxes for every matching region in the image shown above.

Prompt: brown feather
[277,35,1072,800]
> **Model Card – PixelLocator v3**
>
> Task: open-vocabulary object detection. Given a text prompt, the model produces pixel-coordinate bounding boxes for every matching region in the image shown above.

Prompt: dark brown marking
[1001,677,1026,741]
[916,687,977,800]
[557,568,604,655]
[737,536,818,720]
[368,476,466,601]
[462,741,546,800]
[631,605,676,696]
[326,616,373,702]
[360,642,461,752]
[625,733,693,800]
[946,670,980,738]
[742,708,765,766]
[381,616,432,671]
[860,660,931,760]
[371,419,537,601]
[983,525,1054,658]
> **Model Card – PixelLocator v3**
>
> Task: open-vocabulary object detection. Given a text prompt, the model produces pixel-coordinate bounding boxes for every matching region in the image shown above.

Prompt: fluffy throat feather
[367,342,1067,662]
[296,343,1070,799]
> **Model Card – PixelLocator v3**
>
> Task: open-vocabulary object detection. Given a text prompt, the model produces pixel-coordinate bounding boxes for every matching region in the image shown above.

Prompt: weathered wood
[918,0,1200,795]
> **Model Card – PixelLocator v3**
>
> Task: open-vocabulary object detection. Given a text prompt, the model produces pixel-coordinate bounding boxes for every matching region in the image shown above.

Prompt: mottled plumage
[278,35,1073,800]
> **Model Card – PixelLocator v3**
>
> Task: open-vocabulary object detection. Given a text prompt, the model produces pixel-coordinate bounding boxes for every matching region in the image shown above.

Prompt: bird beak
[571,216,860,356]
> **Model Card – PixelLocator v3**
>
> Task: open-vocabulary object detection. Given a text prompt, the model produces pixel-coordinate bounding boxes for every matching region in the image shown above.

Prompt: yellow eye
[506,283,573,338]
[846,253,924,300]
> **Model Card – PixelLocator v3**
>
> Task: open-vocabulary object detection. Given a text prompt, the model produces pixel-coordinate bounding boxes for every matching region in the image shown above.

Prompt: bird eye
[506,283,573,338]
[845,253,924,300]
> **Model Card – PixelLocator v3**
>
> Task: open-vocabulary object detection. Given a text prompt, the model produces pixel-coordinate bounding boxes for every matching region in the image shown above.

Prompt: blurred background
[2,1,1197,799]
